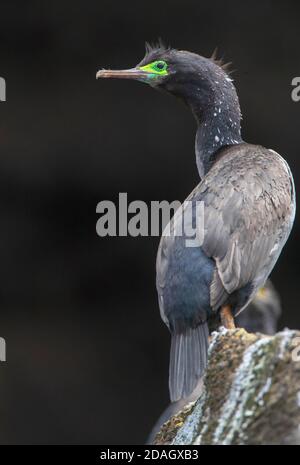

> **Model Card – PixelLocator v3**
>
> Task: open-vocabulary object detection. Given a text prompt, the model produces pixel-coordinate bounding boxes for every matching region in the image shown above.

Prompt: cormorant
[97,43,295,402]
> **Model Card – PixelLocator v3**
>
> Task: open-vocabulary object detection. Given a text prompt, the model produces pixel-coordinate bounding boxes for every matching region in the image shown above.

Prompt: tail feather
[169,323,209,402]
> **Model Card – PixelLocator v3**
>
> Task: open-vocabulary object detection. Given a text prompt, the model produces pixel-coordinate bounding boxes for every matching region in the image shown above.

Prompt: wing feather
[189,144,295,310]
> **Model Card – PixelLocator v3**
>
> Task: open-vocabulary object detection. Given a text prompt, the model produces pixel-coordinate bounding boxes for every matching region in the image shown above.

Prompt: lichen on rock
[154,328,300,445]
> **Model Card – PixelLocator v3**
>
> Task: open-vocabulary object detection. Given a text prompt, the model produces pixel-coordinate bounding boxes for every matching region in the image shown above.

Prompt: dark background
[0,0,298,444]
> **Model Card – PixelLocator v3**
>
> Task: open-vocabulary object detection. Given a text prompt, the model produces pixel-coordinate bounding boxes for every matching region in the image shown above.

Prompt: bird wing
[189,144,295,311]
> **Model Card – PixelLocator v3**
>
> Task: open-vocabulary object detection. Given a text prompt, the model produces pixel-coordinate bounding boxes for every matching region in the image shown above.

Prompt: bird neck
[189,81,243,178]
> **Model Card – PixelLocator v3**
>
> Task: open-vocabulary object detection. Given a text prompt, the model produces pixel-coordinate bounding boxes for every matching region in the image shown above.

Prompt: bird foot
[220,305,236,330]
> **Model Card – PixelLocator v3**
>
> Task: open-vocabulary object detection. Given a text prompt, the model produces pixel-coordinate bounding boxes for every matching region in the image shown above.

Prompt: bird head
[96,42,233,109]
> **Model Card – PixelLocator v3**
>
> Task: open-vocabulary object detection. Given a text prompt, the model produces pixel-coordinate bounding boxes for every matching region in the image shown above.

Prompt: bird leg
[220,305,236,329]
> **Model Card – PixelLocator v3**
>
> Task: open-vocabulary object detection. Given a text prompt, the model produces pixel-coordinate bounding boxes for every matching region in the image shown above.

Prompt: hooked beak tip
[96,69,109,79]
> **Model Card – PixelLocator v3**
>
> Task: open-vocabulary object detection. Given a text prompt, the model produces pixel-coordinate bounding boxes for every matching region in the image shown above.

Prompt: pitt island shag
[97,43,296,402]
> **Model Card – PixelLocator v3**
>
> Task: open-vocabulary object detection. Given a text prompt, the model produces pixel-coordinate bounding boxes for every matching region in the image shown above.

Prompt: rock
[154,328,300,445]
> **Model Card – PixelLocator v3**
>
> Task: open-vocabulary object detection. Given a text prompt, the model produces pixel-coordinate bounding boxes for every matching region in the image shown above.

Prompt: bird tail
[169,322,209,402]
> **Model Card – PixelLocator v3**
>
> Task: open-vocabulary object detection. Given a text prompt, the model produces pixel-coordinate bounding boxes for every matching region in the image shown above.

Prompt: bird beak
[96,67,150,81]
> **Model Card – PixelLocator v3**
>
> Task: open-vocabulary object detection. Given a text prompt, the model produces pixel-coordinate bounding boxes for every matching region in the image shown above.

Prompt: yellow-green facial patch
[139,60,168,79]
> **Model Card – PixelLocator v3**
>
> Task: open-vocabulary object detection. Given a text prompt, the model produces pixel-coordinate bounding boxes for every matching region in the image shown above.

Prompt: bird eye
[153,60,167,72]
[156,61,165,69]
